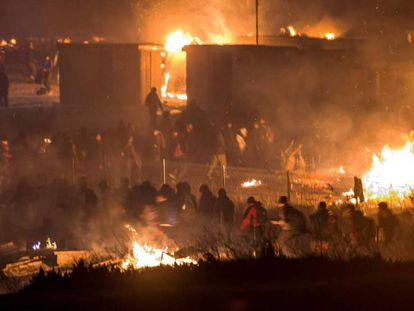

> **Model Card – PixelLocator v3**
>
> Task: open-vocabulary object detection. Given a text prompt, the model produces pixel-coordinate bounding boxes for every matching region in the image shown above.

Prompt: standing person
[223,123,239,166]
[198,184,217,219]
[168,131,187,181]
[0,65,9,108]
[182,123,197,162]
[122,136,142,185]
[309,201,330,242]
[176,182,197,221]
[377,202,399,244]
[42,56,53,94]
[144,87,163,128]
[152,129,167,161]
[236,128,248,165]
[214,188,235,227]
[240,196,268,245]
[207,126,227,180]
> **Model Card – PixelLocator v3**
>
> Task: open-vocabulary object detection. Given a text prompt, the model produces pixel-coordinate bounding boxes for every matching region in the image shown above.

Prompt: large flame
[362,141,414,200]
[165,29,201,54]
[122,241,196,269]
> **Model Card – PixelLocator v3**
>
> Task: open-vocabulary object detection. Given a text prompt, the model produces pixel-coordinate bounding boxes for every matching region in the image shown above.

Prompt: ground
[8,82,59,108]
[1,257,413,310]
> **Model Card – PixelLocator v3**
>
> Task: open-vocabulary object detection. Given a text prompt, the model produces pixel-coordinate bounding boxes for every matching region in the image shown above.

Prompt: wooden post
[255,0,259,46]
[162,158,166,184]
[286,170,291,202]
[222,165,226,189]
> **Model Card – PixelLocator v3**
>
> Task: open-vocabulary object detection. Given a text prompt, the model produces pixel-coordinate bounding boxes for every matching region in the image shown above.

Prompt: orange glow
[362,140,414,200]
[165,29,201,54]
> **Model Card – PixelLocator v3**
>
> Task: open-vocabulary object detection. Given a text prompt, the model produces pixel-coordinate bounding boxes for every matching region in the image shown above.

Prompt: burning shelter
[58,43,163,107]
[184,37,374,125]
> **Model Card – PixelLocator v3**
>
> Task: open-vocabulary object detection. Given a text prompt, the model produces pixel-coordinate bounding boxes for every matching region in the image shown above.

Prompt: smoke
[134,0,414,43]
[134,0,414,174]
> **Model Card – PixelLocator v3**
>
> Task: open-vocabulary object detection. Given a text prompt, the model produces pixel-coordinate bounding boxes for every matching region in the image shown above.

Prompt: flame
[46,237,57,250]
[32,241,41,250]
[362,141,414,200]
[31,237,57,250]
[324,32,336,40]
[122,241,196,269]
[338,166,346,175]
[287,26,298,37]
[165,29,200,54]
[161,72,170,98]
[242,179,263,188]
[162,29,202,102]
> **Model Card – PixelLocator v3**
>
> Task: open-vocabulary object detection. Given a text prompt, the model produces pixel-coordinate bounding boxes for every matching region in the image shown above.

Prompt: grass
[2,255,414,309]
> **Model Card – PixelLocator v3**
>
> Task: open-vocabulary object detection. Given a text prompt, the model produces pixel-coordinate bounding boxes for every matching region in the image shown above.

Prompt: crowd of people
[240,196,400,257]
[0,163,401,258]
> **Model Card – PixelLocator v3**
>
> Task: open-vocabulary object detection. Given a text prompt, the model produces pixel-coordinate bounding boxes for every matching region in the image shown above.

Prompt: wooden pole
[222,165,226,189]
[255,0,259,46]
[286,170,291,201]
[162,158,166,184]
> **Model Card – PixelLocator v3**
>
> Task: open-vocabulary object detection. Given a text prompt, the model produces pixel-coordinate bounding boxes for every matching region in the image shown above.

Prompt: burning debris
[32,238,57,251]
[122,242,197,269]
[242,179,263,188]
[121,224,197,270]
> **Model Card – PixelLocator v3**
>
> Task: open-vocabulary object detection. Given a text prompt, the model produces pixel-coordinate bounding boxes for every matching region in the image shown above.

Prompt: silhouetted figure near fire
[167,131,186,181]
[0,65,9,108]
[272,196,310,257]
[214,188,234,227]
[342,204,375,248]
[182,123,197,162]
[176,182,197,221]
[198,184,216,218]
[152,129,166,161]
[42,55,52,94]
[77,177,98,222]
[122,136,142,185]
[241,197,268,239]
[309,201,330,242]
[145,87,163,128]
[377,202,399,244]
[207,125,227,180]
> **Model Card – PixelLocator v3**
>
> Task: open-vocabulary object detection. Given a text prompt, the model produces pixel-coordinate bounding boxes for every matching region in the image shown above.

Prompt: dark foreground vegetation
[2,256,414,310]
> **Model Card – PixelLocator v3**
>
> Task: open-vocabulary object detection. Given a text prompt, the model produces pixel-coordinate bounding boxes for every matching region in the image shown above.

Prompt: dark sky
[0,0,137,40]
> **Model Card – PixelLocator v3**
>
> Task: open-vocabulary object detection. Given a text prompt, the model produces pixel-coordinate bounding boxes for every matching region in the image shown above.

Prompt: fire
[32,241,41,250]
[362,141,414,200]
[324,32,336,40]
[122,241,196,269]
[287,26,298,37]
[31,237,57,250]
[242,179,263,188]
[162,29,202,102]
[165,29,201,54]
[46,237,57,250]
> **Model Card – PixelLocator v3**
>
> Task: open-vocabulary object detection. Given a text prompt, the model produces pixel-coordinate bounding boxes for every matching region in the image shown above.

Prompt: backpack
[256,203,268,225]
